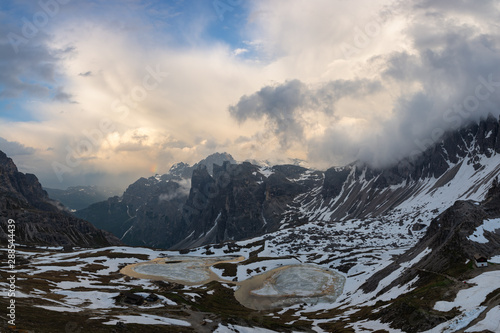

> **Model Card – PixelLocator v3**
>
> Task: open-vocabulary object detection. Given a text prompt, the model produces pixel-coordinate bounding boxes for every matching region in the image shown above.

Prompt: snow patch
[214,323,278,332]
[427,307,486,333]
[466,306,500,332]
[434,271,500,312]
[100,314,190,327]
[467,218,500,244]
[490,255,500,264]
[258,166,274,178]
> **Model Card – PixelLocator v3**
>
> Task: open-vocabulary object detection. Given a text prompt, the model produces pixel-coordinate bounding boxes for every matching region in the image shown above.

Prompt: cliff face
[171,161,324,249]
[0,151,121,247]
[75,153,236,249]
[0,151,55,212]
[174,162,269,249]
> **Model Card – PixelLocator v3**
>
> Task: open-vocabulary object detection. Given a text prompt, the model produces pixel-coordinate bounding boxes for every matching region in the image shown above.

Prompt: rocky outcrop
[167,152,236,179]
[76,176,188,248]
[175,162,268,248]
[77,157,322,249]
[0,150,121,247]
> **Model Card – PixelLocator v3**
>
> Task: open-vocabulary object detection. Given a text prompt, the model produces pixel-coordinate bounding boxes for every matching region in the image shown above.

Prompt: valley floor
[1,227,499,333]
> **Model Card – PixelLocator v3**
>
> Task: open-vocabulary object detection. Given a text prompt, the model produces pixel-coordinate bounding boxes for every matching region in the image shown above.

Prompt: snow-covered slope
[294,115,500,231]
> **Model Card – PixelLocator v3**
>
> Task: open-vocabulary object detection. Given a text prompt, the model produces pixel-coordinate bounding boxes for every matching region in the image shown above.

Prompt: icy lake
[235,265,346,310]
[121,255,243,285]
[121,256,345,310]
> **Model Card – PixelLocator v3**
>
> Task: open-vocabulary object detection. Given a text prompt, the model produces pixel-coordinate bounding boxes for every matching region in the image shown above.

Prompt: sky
[0,0,500,189]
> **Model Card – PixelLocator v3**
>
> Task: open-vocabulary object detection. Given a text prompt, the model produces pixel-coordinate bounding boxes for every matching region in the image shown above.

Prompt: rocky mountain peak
[0,150,18,174]
[192,152,236,176]
[169,162,191,178]
[164,152,236,180]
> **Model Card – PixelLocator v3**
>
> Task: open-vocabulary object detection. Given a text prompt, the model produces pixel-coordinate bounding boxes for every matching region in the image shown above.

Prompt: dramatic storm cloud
[230,80,309,148]
[0,0,499,187]
[229,79,381,149]
[233,0,500,168]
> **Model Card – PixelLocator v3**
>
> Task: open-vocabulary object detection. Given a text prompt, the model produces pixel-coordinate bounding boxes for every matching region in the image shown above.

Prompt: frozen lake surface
[252,265,341,297]
[121,256,242,285]
[122,257,345,310]
[236,265,345,310]
[133,261,211,284]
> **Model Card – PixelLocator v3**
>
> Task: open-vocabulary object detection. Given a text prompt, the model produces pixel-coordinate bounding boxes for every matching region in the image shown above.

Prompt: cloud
[2,0,500,188]
[53,87,75,103]
[78,71,92,77]
[229,79,381,149]
[0,42,63,99]
[414,0,500,18]
[227,0,500,170]
[0,13,72,101]
[307,0,500,168]
[0,137,35,156]
[233,48,248,56]
[229,80,307,147]
[0,5,264,187]
[159,178,191,202]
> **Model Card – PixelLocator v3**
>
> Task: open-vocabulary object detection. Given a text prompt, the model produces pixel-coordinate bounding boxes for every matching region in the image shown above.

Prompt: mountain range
[44,185,123,211]
[76,115,500,252]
